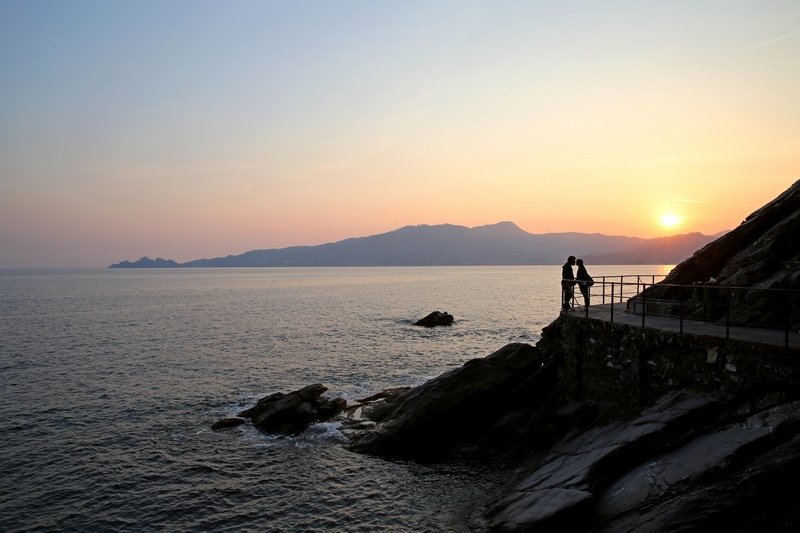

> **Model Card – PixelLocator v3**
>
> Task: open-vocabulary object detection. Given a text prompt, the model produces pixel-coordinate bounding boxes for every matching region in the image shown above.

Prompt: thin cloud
[745,29,800,50]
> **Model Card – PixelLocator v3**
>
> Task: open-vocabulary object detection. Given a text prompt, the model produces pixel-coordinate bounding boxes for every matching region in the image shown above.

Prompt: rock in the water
[413,311,454,327]
[211,417,245,430]
[238,383,346,435]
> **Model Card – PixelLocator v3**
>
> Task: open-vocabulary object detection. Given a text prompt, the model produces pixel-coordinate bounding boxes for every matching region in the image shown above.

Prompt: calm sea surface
[0,266,671,532]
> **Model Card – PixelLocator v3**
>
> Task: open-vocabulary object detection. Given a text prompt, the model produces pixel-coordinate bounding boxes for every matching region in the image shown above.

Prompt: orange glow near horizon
[0,3,798,267]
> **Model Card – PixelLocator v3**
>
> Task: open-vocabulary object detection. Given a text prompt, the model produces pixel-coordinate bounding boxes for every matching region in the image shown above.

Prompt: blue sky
[1,1,799,267]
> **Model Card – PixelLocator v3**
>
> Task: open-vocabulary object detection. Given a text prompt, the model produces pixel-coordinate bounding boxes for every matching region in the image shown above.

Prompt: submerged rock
[413,311,454,327]
[238,383,346,435]
[210,417,245,431]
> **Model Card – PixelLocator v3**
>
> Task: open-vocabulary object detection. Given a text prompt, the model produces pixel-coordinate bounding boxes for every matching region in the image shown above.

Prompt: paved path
[566,303,800,350]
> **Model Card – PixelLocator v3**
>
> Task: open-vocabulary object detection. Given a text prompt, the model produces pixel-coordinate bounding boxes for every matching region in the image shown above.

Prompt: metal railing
[563,275,799,349]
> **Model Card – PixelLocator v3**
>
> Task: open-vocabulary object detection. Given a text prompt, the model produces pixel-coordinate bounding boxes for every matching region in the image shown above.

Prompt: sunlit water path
[0,266,671,531]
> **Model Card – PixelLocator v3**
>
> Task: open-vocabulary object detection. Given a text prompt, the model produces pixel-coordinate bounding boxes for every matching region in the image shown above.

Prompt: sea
[0,265,672,532]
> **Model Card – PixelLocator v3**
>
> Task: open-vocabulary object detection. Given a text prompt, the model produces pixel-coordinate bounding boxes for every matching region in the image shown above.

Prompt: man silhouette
[562,256,576,311]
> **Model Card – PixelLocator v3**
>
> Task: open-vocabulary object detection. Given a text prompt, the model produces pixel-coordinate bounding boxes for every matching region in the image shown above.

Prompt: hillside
[109,222,718,267]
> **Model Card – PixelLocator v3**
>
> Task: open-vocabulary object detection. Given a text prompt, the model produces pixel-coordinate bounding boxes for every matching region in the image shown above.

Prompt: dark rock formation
[238,383,346,435]
[349,343,565,461]
[637,180,800,329]
[413,311,454,327]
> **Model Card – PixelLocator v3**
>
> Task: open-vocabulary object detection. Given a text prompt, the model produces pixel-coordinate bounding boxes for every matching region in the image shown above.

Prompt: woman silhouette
[575,258,594,307]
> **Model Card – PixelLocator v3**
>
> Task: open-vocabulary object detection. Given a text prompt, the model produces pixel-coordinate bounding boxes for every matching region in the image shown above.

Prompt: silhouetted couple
[562,256,593,311]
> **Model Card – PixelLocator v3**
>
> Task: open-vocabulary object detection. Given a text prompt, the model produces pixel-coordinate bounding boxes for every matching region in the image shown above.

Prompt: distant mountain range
[109,222,725,268]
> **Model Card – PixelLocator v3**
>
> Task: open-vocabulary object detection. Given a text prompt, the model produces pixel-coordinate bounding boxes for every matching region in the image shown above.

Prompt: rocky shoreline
[215,181,800,530]
[218,315,800,530]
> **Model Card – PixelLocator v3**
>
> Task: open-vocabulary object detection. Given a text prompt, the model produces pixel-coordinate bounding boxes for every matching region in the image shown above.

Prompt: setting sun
[659,213,682,229]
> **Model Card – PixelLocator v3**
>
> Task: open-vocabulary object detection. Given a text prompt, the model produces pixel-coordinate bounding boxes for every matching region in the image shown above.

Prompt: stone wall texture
[545,314,800,421]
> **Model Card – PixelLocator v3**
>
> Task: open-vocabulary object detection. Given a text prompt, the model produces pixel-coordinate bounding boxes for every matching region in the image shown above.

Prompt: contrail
[746,29,800,50]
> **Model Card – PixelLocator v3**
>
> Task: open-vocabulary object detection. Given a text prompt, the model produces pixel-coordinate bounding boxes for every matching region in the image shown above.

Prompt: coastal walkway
[565,274,800,350]
[572,303,800,350]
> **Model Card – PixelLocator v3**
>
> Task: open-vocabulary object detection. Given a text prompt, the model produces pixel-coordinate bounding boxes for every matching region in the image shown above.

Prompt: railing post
[602,277,606,305]
[585,286,590,318]
[641,283,647,327]
[610,282,615,323]
[620,276,623,303]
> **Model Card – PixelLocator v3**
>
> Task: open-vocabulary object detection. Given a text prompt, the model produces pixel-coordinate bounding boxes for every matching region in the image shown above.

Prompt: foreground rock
[413,311,454,327]
[237,383,346,435]
[485,390,800,531]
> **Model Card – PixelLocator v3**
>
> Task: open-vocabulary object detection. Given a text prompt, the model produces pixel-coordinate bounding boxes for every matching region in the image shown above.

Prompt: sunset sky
[1,1,798,268]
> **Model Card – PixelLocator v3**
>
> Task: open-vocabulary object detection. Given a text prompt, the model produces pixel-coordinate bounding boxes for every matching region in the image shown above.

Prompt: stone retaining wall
[541,314,800,421]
